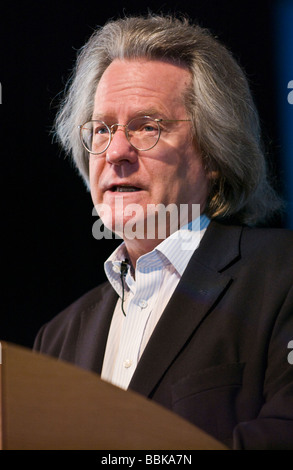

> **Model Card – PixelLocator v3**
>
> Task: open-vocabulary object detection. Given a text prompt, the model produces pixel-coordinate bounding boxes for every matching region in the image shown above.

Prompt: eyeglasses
[78,116,191,154]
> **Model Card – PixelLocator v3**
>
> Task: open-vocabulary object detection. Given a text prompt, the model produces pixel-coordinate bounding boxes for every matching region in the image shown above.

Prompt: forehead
[93,59,192,118]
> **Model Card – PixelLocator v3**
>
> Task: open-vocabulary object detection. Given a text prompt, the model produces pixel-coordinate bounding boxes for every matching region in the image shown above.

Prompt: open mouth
[110,185,142,192]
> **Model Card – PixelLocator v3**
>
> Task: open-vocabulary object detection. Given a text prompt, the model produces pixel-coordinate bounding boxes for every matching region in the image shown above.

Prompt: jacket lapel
[76,283,118,374]
[129,221,243,397]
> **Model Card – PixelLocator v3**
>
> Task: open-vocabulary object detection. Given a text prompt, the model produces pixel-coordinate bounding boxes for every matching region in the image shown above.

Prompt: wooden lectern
[0,341,227,450]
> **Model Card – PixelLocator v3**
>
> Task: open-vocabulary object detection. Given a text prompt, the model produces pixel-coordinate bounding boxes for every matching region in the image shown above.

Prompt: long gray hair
[55,14,283,225]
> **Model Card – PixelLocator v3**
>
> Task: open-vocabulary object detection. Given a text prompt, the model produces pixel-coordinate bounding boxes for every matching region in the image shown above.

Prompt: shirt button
[139,299,148,309]
[123,359,133,368]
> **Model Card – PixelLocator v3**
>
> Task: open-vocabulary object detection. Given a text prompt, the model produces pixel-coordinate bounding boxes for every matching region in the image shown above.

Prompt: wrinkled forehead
[93,58,192,119]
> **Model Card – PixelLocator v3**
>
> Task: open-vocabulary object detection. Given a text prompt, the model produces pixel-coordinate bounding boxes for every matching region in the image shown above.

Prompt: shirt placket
[111,260,163,389]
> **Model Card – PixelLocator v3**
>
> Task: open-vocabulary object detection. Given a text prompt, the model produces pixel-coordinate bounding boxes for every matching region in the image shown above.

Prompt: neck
[121,206,205,268]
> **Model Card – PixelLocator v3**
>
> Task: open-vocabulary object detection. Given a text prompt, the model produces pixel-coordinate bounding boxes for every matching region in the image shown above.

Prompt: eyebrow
[91,112,112,121]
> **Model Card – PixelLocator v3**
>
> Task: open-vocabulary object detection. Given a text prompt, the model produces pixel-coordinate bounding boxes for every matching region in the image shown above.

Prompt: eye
[128,117,159,136]
[143,124,157,132]
[94,123,109,135]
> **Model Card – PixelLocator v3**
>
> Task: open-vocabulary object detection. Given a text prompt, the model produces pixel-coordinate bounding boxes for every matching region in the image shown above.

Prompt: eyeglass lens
[80,116,160,154]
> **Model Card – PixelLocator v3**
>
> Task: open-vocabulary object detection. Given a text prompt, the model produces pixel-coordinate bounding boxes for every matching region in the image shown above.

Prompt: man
[34,14,293,449]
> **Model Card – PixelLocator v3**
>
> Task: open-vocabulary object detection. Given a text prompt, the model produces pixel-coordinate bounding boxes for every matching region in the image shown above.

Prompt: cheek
[181,143,206,181]
[147,164,178,197]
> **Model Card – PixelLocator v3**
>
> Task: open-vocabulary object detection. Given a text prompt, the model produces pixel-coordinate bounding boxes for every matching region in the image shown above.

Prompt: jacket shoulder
[33,281,114,355]
[240,226,293,261]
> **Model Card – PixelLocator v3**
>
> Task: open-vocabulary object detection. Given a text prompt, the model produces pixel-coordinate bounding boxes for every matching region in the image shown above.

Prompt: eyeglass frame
[78,116,192,155]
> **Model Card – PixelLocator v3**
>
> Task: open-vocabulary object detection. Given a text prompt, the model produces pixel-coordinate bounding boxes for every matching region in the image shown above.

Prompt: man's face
[89,59,209,238]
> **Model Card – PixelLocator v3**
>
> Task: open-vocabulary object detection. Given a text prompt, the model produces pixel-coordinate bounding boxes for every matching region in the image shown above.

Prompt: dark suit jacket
[34,221,293,449]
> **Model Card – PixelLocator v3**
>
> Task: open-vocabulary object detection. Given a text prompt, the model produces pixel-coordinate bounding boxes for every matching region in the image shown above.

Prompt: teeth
[114,186,140,192]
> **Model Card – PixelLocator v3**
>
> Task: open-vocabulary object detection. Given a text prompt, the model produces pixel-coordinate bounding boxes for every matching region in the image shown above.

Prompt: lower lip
[104,189,144,199]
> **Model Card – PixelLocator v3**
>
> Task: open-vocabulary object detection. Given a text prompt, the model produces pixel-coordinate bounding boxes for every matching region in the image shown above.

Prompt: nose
[105,126,138,165]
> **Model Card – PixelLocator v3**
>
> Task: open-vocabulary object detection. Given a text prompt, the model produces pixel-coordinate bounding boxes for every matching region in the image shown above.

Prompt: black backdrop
[0,0,288,349]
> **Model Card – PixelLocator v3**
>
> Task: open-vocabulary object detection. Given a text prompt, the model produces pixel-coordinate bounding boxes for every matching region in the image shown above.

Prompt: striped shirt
[101,215,210,390]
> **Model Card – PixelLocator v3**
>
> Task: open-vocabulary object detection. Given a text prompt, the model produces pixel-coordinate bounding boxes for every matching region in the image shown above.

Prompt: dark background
[0,0,291,349]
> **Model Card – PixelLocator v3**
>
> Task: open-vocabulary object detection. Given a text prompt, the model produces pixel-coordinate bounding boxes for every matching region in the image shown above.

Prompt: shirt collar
[154,214,210,276]
[104,214,210,295]
[104,243,130,297]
